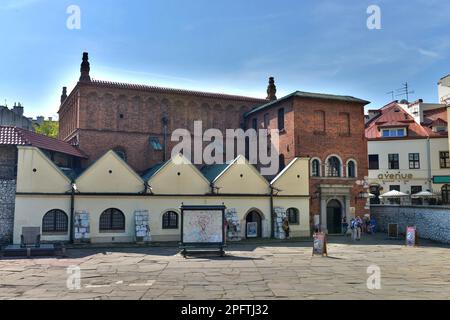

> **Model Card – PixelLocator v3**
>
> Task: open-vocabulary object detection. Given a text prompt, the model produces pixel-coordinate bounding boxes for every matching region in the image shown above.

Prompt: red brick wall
[59,82,266,171]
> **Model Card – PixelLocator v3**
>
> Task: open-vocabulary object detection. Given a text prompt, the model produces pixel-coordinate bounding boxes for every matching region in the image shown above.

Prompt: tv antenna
[396,82,414,102]
[386,91,395,101]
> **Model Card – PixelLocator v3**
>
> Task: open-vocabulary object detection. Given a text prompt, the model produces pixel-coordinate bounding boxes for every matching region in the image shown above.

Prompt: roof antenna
[395,82,414,102]
[386,91,395,101]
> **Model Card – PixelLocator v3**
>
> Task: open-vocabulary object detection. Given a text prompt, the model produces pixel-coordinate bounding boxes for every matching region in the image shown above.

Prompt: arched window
[279,154,286,172]
[100,208,125,232]
[42,209,68,234]
[347,160,356,178]
[278,108,285,130]
[162,211,179,229]
[442,185,450,204]
[286,208,299,225]
[114,148,127,162]
[327,156,341,177]
[311,159,321,177]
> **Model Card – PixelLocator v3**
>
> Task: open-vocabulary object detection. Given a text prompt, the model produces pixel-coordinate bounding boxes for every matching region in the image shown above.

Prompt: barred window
[311,159,321,177]
[347,160,356,178]
[286,208,299,225]
[42,209,68,234]
[162,211,179,229]
[327,156,341,177]
[100,208,125,232]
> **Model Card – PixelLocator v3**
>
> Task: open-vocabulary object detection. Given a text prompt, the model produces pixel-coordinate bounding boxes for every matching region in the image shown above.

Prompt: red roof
[365,104,448,139]
[0,126,87,158]
[85,80,269,103]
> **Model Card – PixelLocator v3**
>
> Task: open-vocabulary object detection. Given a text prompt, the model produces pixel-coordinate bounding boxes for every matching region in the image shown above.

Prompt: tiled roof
[141,163,166,181]
[245,91,370,117]
[0,126,87,158]
[200,163,230,182]
[85,80,268,103]
[365,104,448,139]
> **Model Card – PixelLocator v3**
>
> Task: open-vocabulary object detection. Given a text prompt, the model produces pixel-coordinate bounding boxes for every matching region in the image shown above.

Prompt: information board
[312,232,328,256]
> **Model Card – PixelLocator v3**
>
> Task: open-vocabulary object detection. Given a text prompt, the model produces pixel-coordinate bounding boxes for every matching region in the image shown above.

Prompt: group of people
[342,215,376,241]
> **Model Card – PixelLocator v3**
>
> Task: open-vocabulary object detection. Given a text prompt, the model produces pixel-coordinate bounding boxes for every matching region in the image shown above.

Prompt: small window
[279,154,286,172]
[286,208,299,225]
[100,208,125,232]
[347,160,356,178]
[311,159,321,177]
[388,154,399,170]
[42,209,68,234]
[278,108,285,131]
[327,156,341,177]
[114,148,127,162]
[150,137,163,151]
[440,152,450,169]
[409,153,420,169]
[264,113,270,129]
[382,128,406,137]
[252,118,258,130]
[162,211,179,229]
[368,154,379,170]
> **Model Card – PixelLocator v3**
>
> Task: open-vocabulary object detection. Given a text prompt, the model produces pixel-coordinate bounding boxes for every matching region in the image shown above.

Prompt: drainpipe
[70,182,75,243]
[426,137,432,191]
[162,116,168,162]
[270,186,275,239]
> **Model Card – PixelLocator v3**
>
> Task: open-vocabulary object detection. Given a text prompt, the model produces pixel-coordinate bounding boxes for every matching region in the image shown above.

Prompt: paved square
[1,235,450,300]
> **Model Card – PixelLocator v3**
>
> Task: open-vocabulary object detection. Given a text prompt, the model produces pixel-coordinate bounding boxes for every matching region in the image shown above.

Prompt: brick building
[245,91,370,233]
[58,53,370,234]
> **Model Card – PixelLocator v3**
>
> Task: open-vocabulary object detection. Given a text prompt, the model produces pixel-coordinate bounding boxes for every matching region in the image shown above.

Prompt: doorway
[327,200,342,234]
[245,211,262,238]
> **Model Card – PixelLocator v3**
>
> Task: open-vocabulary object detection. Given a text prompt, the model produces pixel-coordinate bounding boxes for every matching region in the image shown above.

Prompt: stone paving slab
[1,234,450,300]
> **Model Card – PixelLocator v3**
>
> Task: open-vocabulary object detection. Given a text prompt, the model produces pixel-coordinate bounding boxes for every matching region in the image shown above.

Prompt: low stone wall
[0,179,16,244]
[371,205,450,244]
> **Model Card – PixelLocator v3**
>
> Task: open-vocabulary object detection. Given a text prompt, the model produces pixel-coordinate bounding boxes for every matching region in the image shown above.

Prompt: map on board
[183,210,223,244]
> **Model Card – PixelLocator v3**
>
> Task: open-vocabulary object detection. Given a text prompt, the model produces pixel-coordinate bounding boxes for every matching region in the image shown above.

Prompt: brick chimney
[12,102,24,117]
[79,52,91,82]
[266,77,277,101]
[61,87,68,104]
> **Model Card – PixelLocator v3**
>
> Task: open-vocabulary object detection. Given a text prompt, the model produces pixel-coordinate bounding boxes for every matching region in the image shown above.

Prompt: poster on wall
[406,226,418,247]
[180,205,226,257]
[246,222,258,238]
[312,232,328,256]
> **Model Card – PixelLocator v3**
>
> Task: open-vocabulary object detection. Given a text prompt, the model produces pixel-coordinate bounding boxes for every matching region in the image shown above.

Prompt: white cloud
[418,48,439,58]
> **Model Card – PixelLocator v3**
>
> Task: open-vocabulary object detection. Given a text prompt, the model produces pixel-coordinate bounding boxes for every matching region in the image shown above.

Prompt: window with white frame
[382,128,406,138]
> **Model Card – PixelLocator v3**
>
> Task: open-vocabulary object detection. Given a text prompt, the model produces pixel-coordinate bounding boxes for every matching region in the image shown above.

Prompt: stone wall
[0,180,15,244]
[371,205,450,244]
[0,146,17,244]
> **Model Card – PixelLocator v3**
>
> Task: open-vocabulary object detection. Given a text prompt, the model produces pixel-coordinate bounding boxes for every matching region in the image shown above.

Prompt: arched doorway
[245,210,262,238]
[327,200,342,234]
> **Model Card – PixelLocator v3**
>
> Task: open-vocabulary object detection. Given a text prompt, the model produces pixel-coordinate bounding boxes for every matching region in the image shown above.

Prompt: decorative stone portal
[74,211,90,243]
[319,184,352,234]
[225,208,241,241]
[134,210,151,243]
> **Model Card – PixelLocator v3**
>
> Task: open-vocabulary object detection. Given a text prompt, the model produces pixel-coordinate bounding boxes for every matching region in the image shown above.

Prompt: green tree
[34,121,59,138]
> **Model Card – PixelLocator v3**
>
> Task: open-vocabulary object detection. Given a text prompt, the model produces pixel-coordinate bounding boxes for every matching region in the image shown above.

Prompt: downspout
[162,115,168,162]
[426,137,432,191]
[270,186,275,239]
[70,182,75,243]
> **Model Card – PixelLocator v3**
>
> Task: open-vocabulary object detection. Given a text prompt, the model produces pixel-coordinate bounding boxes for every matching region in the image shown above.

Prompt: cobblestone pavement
[1,234,450,300]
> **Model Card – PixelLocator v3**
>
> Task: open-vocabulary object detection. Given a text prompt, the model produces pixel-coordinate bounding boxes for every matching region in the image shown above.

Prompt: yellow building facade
[14,147,310,244]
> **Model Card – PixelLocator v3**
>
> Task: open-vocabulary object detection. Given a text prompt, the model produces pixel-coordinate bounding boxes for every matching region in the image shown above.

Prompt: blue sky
[0,0,449,118]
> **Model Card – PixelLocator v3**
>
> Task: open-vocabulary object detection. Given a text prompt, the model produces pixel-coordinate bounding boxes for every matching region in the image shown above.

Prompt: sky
[0,0,449,119]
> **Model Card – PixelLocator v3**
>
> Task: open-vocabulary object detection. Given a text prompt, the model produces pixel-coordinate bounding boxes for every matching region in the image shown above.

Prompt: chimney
[13,102,24,117]
[61,87,68,104]
[79,52,91,82]
[266,77,277,101]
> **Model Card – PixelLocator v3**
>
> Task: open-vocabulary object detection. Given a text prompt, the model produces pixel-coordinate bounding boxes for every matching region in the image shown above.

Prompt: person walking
[342,216,349,236]
[355,216,363,241]
[282,218,290,239]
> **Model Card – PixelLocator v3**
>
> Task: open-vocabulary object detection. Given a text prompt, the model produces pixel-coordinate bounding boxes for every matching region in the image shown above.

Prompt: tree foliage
[34,121,59,138]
